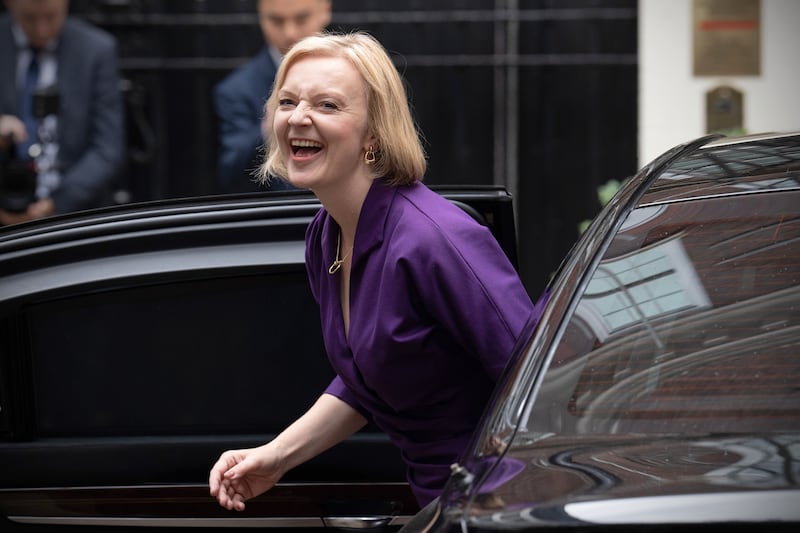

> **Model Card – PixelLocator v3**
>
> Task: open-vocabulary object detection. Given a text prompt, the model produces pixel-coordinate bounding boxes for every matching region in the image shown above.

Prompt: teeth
[291,139,323,148]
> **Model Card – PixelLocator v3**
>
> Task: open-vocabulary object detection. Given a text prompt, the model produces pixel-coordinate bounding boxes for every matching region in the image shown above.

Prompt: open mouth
[291,139,323,157]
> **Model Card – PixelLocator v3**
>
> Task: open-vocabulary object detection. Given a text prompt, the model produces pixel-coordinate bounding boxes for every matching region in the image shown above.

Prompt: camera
[33,87,60,119]
[0,140,38,213]
[0,87,60,213]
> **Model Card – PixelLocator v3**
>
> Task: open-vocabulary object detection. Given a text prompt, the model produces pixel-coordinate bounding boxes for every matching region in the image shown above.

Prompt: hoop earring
[364,145,376,165]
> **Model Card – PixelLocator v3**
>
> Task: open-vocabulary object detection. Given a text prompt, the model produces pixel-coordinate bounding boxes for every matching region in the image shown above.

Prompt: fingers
[208,459,226,496]
[232,490,247,512]
[215,477,246,511]
[209,451,236,497]
[0,115,27,143]
[0,209,32,226]
[28,199,54,219]
[209,450,250,511]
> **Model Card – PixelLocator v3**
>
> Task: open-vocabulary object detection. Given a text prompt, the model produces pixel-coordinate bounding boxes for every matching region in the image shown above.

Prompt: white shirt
[12,24,59,92]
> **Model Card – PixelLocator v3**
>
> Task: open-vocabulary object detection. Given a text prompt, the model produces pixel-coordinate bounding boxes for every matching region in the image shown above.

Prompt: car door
[0,187,520,531]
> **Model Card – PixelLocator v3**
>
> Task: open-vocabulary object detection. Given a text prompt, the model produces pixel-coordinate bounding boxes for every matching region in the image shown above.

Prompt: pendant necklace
[328,230,351,275]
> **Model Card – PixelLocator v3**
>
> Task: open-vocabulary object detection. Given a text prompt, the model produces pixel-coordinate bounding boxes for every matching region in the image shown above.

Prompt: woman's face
[273,55,375,190]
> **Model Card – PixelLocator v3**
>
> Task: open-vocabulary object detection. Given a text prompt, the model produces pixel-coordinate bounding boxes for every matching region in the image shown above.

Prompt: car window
[23,271,330,438]
[526,190,800,436]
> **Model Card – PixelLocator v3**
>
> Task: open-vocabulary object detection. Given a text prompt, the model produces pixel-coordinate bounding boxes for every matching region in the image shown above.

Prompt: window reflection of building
[661,138,800,182]
[698,435,800,488]
[576,236,710,342]
[520,189,800,437]
[641,137,800,205]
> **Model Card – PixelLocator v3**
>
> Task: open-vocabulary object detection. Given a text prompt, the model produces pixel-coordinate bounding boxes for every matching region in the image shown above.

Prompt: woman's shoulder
[382,183,491,261]
[392,182,483,236]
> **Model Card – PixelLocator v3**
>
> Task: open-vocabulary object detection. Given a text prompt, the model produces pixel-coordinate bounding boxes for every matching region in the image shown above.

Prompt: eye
[319,101,339,111]
[278,98,295,106]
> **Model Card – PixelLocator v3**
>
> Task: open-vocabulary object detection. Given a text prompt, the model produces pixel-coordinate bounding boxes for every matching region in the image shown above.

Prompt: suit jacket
[213,46,279,193]
[0,15,124,214]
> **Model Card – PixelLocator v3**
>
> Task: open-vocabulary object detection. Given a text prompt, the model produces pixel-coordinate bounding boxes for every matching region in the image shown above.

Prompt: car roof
[640,131,800,206]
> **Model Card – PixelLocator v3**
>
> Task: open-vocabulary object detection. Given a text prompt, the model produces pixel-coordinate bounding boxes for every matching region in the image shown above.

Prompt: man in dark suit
[214,0,330,193]
[0,0,124,225]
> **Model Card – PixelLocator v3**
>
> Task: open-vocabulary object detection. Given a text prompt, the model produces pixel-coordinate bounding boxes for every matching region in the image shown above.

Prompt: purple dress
[305,178,534,506]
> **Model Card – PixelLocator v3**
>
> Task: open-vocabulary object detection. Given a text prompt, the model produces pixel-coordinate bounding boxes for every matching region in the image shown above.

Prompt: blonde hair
[259,31,427,186]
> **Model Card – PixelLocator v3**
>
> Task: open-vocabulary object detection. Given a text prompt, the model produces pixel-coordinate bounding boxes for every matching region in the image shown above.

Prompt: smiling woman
[208,31,537,513]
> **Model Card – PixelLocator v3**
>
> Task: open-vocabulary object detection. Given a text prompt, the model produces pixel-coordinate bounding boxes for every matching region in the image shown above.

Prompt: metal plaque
[706,85,744,133]
[693,0,761,76]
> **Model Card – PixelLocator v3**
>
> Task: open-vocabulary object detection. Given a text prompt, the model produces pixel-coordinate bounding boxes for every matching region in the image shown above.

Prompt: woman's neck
[314,176,374,241]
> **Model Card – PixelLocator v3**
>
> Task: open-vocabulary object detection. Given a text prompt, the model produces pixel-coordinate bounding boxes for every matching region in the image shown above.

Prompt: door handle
[322,515,394,529]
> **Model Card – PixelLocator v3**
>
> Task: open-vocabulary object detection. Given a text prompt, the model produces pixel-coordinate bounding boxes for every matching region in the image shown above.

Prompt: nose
[287,102,311,126]
[283,21,302,47]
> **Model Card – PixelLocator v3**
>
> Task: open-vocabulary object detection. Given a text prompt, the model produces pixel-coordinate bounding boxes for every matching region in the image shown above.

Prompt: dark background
[6,0,639,300]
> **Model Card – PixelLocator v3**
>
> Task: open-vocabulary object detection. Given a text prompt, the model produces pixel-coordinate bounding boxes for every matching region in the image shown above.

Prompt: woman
[209,31,534,511]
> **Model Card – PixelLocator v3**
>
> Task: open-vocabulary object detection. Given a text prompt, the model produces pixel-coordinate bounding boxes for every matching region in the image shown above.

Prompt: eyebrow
[277,88,348,102]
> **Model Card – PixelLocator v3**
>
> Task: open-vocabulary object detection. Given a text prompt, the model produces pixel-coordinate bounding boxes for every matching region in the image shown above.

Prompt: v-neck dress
[305,178,534,506]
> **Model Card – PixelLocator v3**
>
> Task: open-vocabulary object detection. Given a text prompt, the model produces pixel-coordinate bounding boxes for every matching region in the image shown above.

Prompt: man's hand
[0,199,55,226]
[0,115,27,150]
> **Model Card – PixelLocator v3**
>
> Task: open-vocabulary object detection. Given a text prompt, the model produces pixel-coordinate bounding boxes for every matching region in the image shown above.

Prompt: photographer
[0,0,124,226]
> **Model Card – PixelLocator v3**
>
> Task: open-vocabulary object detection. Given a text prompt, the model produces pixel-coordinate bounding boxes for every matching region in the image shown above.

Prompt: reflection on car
[420,131,800,531]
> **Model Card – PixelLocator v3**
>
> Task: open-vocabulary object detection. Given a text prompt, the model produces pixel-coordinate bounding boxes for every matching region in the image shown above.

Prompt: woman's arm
[271,392,368,469]
[209,393,367,511]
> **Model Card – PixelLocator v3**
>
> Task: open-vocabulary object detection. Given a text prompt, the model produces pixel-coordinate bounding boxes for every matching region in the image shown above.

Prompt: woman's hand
[208,444,285,511]
[208,394,367,511]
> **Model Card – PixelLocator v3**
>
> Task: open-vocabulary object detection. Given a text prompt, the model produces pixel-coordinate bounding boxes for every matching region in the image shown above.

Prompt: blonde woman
[209,32,534,512]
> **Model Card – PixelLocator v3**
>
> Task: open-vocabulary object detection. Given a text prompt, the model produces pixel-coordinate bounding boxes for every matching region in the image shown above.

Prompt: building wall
[638,0,800,165]
[2,1,640,299]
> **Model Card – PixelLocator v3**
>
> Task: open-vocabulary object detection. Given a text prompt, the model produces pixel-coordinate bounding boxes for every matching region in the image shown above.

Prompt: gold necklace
[328,230,351,275]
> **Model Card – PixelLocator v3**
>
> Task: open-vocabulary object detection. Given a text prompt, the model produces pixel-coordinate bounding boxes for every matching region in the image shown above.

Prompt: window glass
[526,192,800,436]
[28,272,330,437]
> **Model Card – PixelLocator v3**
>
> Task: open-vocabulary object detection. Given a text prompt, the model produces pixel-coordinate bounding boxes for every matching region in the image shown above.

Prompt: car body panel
[460,434,800,528]
[0,483,412,528]
[431,132,800,530]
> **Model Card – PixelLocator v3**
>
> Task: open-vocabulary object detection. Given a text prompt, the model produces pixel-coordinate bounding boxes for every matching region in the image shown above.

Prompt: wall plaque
[693,0,761,76]
[706,85,744,134]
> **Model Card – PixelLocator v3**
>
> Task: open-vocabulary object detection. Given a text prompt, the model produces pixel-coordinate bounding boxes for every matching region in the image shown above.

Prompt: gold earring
[364,145,376,165]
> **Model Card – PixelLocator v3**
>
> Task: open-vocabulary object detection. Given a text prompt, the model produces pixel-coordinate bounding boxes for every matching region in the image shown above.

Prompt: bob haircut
[258,31,427,186]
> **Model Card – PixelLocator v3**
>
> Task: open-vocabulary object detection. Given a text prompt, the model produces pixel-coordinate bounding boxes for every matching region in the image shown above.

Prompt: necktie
[17,49,40,160]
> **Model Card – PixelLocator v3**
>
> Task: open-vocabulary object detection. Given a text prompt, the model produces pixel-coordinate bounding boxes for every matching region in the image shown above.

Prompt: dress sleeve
[403,219,535,381]
[324,376,372,421]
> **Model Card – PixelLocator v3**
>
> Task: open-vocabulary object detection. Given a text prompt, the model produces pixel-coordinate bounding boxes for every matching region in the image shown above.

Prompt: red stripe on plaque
[700,19,758,31]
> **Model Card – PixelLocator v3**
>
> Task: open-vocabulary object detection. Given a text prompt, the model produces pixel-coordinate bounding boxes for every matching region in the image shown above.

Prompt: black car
[416,131,800,531]
[0,186,520,530]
